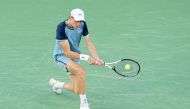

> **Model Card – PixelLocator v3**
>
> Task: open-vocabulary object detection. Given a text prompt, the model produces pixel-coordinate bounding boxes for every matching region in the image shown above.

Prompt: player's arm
[59,40,80,60]
[59,40,96,64]
[84,36,99,60]
[82,21,104,65]
[84,36,104,65]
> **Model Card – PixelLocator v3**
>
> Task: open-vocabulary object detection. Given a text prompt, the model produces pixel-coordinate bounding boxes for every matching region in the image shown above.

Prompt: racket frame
[105,59,140,77]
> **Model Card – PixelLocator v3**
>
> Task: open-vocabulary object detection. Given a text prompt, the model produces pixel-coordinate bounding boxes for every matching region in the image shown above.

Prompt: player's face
[71,17,81,28]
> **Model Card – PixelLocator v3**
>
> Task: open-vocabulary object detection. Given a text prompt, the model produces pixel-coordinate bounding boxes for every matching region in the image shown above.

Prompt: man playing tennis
[49,8,104,109]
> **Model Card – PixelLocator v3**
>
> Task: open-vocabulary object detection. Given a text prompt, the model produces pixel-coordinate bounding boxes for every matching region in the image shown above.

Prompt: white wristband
[80,54,89,61]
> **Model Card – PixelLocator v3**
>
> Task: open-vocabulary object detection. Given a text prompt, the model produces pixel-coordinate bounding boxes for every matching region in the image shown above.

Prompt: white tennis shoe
[49,78,62,95]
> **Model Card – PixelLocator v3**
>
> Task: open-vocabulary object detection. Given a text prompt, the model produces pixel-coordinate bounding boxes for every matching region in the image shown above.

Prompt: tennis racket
[104,59,140,77]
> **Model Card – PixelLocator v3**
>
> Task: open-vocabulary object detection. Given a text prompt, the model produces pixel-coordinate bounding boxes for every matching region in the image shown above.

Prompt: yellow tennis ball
[125,64,131,70]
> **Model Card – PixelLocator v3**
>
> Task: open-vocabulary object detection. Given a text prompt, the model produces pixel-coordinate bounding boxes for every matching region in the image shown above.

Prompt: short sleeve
[56,22,68,40]
[82,21,89,36]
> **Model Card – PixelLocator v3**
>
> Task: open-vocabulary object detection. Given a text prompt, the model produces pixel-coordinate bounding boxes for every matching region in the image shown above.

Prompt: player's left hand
[95,58,104,66]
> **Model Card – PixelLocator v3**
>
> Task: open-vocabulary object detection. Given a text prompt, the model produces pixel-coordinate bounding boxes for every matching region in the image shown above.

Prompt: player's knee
[76,69,86,80]
[74,89,80,94]
[72,83,80,94]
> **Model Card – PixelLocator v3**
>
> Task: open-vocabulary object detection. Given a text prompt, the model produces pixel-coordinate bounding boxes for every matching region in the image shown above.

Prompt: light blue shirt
[53,21,89,56]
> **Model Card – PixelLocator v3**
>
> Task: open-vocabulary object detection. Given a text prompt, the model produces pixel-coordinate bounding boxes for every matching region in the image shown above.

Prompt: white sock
[80,94,88,106]
[55,81,64,89]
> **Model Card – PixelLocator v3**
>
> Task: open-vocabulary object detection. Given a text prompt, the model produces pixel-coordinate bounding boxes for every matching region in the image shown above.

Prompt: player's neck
[66,20,74,29]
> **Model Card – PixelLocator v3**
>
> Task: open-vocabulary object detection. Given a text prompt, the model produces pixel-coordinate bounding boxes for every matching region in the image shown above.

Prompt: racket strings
[114,60,140,77]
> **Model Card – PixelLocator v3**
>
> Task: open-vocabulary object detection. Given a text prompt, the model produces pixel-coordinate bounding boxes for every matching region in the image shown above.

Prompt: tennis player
[49,8,104,109]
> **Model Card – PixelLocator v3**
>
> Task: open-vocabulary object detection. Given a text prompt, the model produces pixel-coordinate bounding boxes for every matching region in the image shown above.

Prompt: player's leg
[64,60,86,94]
[50,55,89,109]
[49,55,72,93]
[65,61,89,109]
[50,54,84,92]
[50,60,86,94]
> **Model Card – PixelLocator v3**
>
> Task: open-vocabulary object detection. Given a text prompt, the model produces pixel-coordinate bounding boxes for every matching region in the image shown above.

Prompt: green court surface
[0,0,190,109]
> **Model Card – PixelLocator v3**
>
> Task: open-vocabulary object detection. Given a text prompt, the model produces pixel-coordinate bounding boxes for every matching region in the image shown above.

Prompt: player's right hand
[87,56,96,65]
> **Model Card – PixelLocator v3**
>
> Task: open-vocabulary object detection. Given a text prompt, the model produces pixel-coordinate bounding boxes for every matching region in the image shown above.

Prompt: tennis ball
[125,64,131,70]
